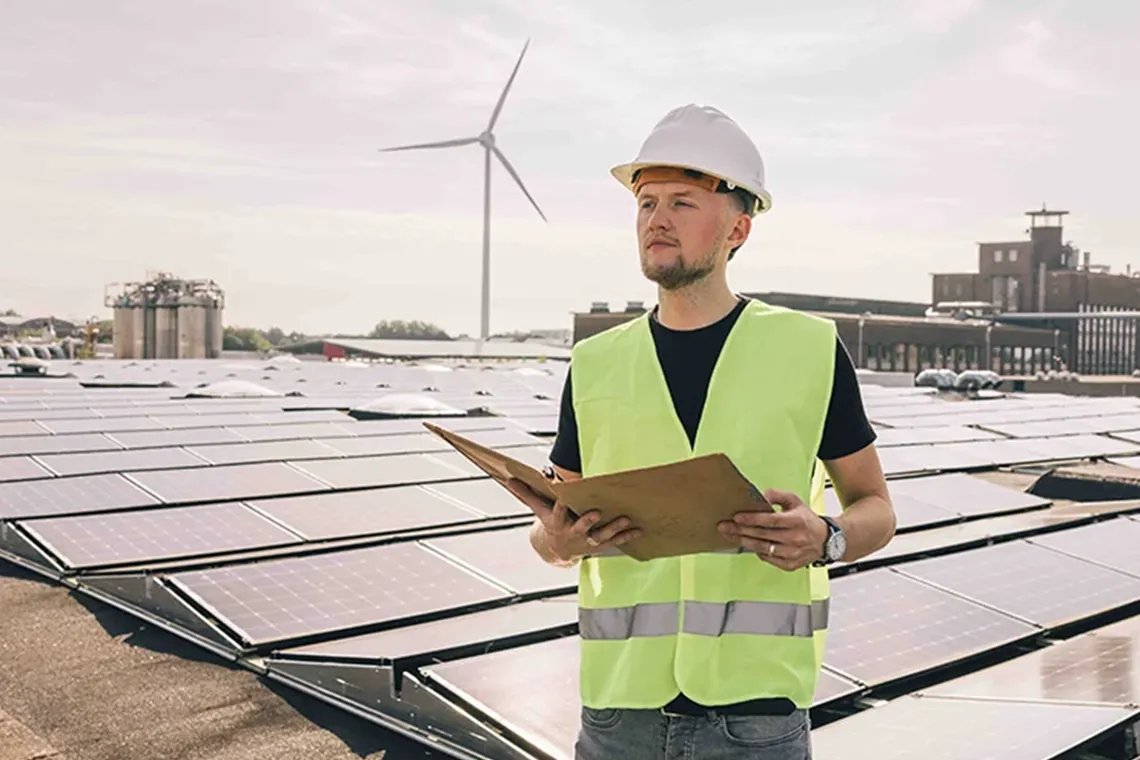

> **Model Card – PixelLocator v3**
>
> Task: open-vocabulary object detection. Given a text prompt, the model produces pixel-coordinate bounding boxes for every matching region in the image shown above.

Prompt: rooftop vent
[183,379,284,399]
[589,301,610,313]
[625,301,646,313]
[347,393,466,420]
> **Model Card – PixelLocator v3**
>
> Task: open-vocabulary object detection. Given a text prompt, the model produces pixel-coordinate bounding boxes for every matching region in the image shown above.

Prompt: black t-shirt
[551,297,877,473]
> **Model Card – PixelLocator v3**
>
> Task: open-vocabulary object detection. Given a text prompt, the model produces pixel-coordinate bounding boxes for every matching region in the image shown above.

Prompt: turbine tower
[379,40,546,352]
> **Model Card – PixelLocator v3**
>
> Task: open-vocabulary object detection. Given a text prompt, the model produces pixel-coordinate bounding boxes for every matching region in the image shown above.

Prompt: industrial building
[574,294,1060,376]
[106,272,225,360]
[933,207,1140,375]
[576,208,1139,376]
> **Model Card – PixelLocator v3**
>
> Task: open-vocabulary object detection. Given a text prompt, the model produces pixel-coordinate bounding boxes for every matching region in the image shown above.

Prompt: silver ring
[586,534,600,548]
[768,543,776,556]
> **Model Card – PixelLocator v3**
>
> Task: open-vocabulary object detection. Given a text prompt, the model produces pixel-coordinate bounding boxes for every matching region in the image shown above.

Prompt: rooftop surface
[3,358,1140,759]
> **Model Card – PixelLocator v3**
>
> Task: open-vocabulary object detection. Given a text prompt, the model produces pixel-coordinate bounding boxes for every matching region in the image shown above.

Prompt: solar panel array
[5,359,1140,759]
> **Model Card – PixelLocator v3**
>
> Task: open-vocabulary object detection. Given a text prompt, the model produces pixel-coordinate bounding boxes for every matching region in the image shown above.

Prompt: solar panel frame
[169,542,515,646]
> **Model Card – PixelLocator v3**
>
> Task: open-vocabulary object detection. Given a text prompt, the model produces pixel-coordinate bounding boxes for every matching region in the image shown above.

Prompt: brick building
[933,207,1140,374]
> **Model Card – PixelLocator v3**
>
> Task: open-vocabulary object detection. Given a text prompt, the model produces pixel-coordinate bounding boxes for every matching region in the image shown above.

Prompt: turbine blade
[486,39,530,131]
[492,145,547,222]
[379,136,478,152]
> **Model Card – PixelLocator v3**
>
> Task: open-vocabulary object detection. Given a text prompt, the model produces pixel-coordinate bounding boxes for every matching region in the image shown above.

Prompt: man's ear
[727,211,752,250]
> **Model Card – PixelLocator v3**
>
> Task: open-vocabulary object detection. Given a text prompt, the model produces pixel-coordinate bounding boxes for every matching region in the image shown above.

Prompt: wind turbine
[379,39,547,352]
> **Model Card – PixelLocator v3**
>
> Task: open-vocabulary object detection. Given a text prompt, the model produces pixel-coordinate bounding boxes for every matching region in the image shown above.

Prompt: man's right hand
[505,478,642,565]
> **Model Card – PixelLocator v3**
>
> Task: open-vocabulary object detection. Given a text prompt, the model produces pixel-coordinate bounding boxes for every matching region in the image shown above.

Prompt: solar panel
[0,432,119,457]
[0,420,49,437]
[824,568,1038,686]
[924,615,1140,706]
[236,422,355,442]
[185,439,341,466]
[281,597,578,662]
[895,539,1140,628]
[1030,517,1140,578]
[317,432,446,457]
[888,472,1050,518]
[507,414,558,436]
[0,473,160,519]
[423,526,578,595]
[126,462,329,504]
[36,447,210,477]
[108,427,247,449]
[825,487,958,531]
[423,635,580,760]
[39,416,163,434]
[290,453,472,489]
[809,694,1137,760]
[424,479,531,518]
[248,486,482,541]
[876,445,937,476]
[815,668,864,705]
[21,501,301,569]
[873,426,1003,448]
[169,542,513,646]
[0,456,51,483]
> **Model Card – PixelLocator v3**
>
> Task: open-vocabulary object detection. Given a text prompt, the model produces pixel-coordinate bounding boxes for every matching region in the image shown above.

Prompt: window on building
[994,250,1004,262]
[1009,249,1019,262]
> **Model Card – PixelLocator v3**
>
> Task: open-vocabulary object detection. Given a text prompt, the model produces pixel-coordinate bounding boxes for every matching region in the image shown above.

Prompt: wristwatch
[812,516,846,567]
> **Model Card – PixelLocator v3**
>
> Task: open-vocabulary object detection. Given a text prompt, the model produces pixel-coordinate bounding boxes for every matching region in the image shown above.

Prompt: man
[507,104,896,759]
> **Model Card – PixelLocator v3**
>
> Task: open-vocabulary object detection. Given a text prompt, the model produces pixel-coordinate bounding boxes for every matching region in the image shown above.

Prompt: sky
[1,0,1137,337]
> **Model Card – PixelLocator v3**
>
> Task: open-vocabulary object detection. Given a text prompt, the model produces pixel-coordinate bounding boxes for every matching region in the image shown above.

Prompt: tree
[264,326,286,346]
[368,320,450,340]
[222,326,272,352]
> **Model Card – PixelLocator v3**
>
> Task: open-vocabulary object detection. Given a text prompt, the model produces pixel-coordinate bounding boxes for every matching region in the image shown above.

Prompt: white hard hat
[611,104,772,214]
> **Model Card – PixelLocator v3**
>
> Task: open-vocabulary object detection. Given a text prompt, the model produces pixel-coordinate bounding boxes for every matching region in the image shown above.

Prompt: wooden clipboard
[423,422,773,561]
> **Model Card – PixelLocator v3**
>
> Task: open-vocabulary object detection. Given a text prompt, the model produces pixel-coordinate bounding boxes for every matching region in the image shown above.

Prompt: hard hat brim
[610,161,772,214]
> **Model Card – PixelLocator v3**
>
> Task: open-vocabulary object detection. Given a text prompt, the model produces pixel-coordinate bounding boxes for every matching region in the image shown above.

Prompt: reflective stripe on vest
[580,599,829,640]
[571,299,837,710]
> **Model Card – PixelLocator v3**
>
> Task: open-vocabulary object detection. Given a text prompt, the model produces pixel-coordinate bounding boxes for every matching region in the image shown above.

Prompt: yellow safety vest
[571,299,835,710]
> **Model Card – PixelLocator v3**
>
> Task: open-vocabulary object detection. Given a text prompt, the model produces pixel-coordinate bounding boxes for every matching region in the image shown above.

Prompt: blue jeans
[574,706,812,759]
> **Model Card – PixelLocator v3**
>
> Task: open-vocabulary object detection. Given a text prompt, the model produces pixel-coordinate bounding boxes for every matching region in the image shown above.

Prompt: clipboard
[423,422,773,561]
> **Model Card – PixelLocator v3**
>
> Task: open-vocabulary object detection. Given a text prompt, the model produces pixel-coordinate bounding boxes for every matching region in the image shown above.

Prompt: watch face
[828,531,846,561]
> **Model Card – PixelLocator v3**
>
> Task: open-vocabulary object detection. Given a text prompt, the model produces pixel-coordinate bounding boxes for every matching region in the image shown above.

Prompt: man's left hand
[717,488,829,571]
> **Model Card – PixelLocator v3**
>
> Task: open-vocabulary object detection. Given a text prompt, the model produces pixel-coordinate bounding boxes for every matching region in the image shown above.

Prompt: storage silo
[113,308,134,360]
[106,273,226,359]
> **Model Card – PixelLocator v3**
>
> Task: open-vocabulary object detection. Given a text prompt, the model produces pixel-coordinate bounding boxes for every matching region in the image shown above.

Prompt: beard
[640,244,719,291]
